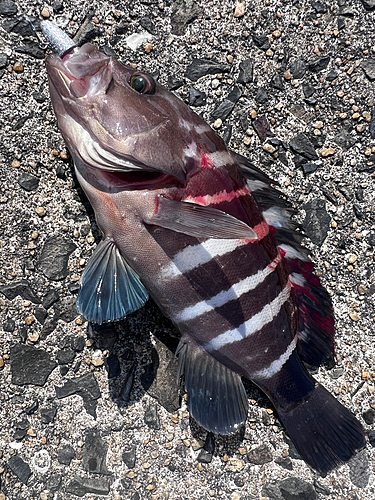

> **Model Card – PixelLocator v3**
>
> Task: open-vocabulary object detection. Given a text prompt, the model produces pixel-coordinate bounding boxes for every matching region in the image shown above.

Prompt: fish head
[45,40,225,186]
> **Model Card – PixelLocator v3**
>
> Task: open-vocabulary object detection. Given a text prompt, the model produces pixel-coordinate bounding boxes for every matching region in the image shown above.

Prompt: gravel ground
[1,0,375,499]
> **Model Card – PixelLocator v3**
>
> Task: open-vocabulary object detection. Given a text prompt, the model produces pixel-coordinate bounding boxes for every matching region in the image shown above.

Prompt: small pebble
[272,30,281,38]
[213,118,222,129]
[13,62,24,73]
[143,43,153,54]
[0,358,4,368]
[29,332,39,342]
[348,254,357,264]
[35,207,46,217]
[41,6,50,18]
[234,3,245,17]
[349,312,359,321]
[362,372,370,379]
[60,151,69,160]
[12,160,21,168]
[321,147,335,157]
[91,357,104,367]
[25,315,35,326]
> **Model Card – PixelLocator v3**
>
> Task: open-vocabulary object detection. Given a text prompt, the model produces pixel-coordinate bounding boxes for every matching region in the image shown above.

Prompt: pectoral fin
[77,238,148,324]
[144,196,258,240]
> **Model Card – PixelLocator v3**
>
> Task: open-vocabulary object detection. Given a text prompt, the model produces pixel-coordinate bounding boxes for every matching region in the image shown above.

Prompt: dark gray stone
[37,236,77,280]
[312,2,327,13]
[140,337,179,413]
[253,116,274,142]
[118,363,135,403]
[308,56,330,73]
[17,172,40,191]
[15,42,44,59]
[189,87,207,106]
[8,455,31,484]
[122,446,136,468]
[40,407,57,424]
[290,59,307,79]
[0,279,40,303]
[65,477,110,497]
[42,289,60,309]
[167,75,184,90]
[197,448,212,463]
[247,444,273,465]
[211,100,236,121]
[140,15,156,35]
[144,404,160,429]
[25,399,39,415]
[349,450,370,488]
[46,474,62,492]
[72,336,86,352]
[10,344,57,386]
[275,456,293,470]
[13,429,27,440]
[302,82,315,98]
[34,306,47,324]
[302,163,319,175]
[262,477,317,500]
[255,87,268,104]
[3,318,15,332]
[361,0,375,10]
[252,33,270,50]
[271,72,284,90]
[334,128,356,150]
[185,59,230,82]
[362,58,375,80]
[171,0,203,36]
[83,429,109,474]
[237,58,254,84]
[55,372,101,418]
[326,69,338,81]
[368,430,375,446]
[106,354,121,379]
[54,296,78,323]
[302,199,330,246]
[57,444,75,465]
[290,133,318,160]
[12,115,33,131]
[57,349,76,365]
[0,1,17,16]
[0,53,8,68]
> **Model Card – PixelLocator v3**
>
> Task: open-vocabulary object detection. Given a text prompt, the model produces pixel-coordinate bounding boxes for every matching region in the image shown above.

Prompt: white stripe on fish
[204,282,291,352]
[175,254,282,322]
[184,186,250,207]
[252,336,297,379]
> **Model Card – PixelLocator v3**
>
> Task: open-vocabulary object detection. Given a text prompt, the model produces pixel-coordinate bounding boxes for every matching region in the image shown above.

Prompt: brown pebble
[60,151,69,160]
[27,428,37,437]
[234,3,246,17]
[362,372,370,380]
[13,62,24,73]
[0,358,4,368]
[349,312,359,321]
[25,315,35,325]
[12,159,21,168]
[41,6,50,18]
[250,109,257,119]
[321,147,335,157]
[35,207,46,217]
[272,29,281,38]
[284,70,292,80]
[31,231,39,240]
[143,42,153,54]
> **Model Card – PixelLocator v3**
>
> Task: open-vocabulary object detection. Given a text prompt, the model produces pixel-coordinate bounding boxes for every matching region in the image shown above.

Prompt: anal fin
[77,237,148,324]
[177,339,248,434]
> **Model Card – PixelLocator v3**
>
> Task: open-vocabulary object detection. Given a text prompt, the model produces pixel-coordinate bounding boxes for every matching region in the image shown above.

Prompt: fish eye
[129,73,156,95]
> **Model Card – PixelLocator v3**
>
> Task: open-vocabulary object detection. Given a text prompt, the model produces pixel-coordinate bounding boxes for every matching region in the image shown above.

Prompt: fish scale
[41,20,366,475]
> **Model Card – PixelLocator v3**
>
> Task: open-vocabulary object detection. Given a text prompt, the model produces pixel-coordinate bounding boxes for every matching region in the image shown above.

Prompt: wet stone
[55,372,101,418]
[302,198,330,246]
[57,349,76,365]
[189,87,207,106]
[185,59,230,82]
[57,444,75,465]
[144,404,160,430]
[106,354,121,379]
[349,450,370,488]
[237,58,254,84]
[247,444,273,465]
[167,75,184,90]
[308,56,330,73]
[8,455,32,484]
[11,344,57,386]
[17,172,39,191]
[42,289,60,310]
[83,429,109,474]
[290,59,307,79]
[170,0,203,36]
[0,279,40,303]
[362,408,375,425]
[368,430,375,446]
[3,318,15,332]
[40,407,57,424]
[122,446,136,469]
[66,477,110,497]
[0,1,17,16]
[15,42,44,59]
[56,164,67,180]
[262,477,317,500]
[37,236,77,280]
[290,133,318,160]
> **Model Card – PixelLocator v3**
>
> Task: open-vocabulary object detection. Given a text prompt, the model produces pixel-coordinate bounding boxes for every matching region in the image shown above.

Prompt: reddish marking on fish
[200,150,214,169]
[268,253,282,270]
[184,186,250,207]
[252,219,269,240]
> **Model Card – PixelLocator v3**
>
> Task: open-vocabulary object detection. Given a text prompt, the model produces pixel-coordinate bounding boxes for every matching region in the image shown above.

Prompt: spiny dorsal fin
[77,237,148,324]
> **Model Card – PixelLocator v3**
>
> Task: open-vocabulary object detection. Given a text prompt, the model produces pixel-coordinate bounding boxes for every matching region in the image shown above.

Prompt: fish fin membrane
[77,237,148,324]
[277,384,365,475]
[145,196,258,240]
[236,153,335,368]
[177,339,248,434]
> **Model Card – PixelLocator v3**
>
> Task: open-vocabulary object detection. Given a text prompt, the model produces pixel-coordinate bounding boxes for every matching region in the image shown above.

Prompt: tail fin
[276,384,365,474]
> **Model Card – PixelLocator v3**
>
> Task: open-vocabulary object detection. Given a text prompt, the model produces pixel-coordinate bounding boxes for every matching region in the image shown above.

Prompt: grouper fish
[41,20,365,474]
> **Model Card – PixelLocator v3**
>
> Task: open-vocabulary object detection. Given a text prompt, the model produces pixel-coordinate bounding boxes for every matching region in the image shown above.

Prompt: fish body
[42,21,365,474]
